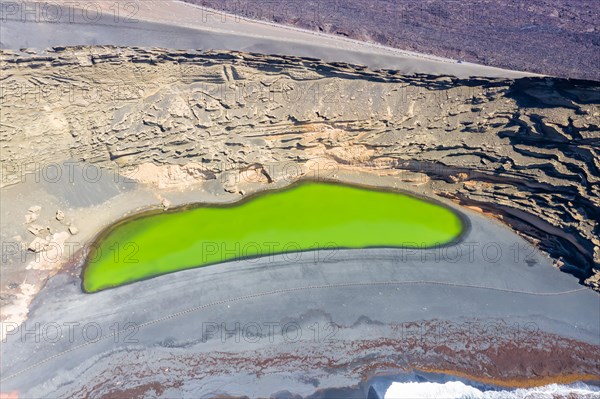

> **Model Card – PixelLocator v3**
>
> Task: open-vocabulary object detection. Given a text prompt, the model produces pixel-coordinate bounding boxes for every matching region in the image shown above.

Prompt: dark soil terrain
[186,0,600,81]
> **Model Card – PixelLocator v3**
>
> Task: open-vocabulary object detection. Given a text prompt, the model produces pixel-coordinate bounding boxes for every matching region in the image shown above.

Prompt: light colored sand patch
[124,162,212,189]
[1,283,37,341]
[0,231,72,339]
[26,231,71,271]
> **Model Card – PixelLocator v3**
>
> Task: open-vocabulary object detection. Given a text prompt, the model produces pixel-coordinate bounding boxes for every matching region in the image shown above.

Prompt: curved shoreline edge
[80,180,468,292]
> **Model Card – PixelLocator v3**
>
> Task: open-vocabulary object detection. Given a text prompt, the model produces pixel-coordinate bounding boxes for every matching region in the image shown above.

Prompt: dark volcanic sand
[1,207,598,397]
[186,0,600,81]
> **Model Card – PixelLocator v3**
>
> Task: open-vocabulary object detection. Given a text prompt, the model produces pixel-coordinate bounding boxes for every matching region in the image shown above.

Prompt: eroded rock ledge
[1,46,599,289]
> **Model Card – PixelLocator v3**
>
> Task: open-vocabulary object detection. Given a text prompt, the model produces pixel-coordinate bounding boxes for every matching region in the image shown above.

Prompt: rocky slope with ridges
[1,46,599,289]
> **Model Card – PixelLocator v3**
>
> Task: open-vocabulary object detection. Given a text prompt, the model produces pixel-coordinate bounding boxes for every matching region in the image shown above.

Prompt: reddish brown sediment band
[56,337,600,398]
[47,319,600,395]
[416,368,600,389]
[353,320,600,388]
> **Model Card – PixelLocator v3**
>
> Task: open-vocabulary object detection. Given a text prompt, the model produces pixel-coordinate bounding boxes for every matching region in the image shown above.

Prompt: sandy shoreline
[1,161,599,395]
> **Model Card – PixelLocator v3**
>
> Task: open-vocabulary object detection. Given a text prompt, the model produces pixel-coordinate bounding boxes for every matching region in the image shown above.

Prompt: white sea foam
[384,380,600,398]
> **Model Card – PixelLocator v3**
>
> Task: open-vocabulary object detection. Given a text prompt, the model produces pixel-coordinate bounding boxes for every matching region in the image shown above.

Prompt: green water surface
[83,182,463,292]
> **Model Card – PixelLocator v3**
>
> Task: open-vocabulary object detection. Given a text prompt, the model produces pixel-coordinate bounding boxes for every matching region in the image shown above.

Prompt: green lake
[83,182,464,292]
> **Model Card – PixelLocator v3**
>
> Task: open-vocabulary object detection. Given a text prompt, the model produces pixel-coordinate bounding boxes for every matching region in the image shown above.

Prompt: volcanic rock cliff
[1,46,599,289]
